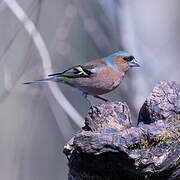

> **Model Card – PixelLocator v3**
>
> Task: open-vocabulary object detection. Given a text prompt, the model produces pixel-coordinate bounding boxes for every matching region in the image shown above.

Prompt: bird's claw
[89,105,101,115]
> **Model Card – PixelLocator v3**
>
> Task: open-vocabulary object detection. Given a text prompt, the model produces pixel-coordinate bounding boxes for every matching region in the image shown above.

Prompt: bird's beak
[128,59,140,67]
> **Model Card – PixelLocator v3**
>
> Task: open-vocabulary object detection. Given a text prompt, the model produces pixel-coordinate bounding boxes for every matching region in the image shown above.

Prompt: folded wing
[48,65,96,78]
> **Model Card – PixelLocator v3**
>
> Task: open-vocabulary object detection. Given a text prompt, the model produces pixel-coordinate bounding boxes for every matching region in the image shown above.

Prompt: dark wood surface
[64,80,180,180]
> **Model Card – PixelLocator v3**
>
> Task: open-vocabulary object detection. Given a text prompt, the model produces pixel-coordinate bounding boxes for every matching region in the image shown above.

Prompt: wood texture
[64,80,180,180]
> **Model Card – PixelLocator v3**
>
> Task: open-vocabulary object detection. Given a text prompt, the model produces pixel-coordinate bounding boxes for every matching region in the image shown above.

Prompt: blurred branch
[73,0,112,55]
[0,1,7,13]
[4,63,12,90]
[0,0,36,63]
[0,0,39,102]
[97,0,120,50]
[49,4,82,60]
[4,0,84,128]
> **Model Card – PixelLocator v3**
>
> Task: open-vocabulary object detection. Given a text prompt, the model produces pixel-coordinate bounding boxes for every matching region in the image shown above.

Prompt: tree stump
[63,80,180,180]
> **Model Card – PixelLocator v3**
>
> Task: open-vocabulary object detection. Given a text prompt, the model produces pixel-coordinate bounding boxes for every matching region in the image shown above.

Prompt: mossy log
[64,81,180,180]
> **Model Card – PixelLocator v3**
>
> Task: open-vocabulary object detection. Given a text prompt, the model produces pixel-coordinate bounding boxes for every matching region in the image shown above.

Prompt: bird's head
[111,51,140,72]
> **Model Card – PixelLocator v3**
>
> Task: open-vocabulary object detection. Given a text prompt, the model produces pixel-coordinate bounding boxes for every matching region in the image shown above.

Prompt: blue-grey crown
[104,51,133,63]
[110,51,133,58]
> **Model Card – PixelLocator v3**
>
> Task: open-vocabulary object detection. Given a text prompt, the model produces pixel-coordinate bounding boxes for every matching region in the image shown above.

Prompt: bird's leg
[94,95,109,102]
[82,93,100,114]
[72,88,92,105]
[90,104,101,115]
[82,92,92,106]
[73,89,100,114]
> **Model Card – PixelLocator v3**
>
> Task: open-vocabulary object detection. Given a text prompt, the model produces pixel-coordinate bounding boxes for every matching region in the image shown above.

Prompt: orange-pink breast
[71,66,125,95]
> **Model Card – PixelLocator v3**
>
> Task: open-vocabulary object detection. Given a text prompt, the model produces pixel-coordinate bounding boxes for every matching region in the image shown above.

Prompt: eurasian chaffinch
[24,51,140,104]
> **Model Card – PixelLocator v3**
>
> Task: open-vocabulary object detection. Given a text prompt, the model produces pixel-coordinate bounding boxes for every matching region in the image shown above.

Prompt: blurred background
[0,0,180,179]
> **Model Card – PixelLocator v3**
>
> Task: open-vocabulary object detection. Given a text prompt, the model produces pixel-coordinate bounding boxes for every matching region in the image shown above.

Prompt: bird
[24,51,140,105]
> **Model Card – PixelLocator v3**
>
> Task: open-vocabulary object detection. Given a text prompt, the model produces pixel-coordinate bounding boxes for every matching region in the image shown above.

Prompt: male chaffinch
[24,51,140,104]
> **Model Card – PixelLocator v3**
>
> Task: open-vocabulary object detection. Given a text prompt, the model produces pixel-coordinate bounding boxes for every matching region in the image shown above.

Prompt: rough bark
[138,80,180,124]
[64,80,180,180]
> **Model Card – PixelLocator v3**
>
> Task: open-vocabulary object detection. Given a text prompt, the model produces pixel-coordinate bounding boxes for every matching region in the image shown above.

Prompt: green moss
[128,138,148,151]
[128,115,180,150]
[153,131,173,146]
[175,158,180,166]
[152,115,180,146]
[128,143,141,150]
[175,114,180,121]
[140,138,149,149]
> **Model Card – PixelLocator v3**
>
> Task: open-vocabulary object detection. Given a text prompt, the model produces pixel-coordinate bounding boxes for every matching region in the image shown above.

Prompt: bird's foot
[94,95,109,102]
[89,105,101,115]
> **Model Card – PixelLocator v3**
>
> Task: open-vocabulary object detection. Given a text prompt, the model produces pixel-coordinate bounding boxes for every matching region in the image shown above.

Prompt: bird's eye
[123,57,128,61]
[129,56,134,61]
[123,56,134,62]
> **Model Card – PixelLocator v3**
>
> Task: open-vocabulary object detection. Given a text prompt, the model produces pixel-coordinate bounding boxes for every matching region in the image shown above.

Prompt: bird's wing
[48,64,97,78]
